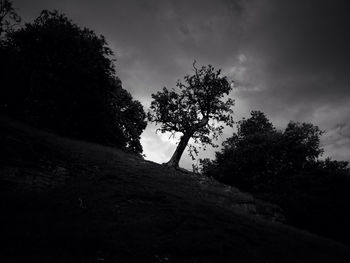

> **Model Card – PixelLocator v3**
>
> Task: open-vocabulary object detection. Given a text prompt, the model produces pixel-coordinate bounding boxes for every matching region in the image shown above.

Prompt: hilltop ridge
[1,116,350,262]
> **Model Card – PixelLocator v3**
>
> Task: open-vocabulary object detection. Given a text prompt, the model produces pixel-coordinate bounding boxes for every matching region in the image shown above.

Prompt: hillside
[1,116,350,263]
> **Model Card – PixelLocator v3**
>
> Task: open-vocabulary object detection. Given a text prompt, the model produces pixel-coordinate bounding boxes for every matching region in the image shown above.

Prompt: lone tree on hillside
[148,63,234,168]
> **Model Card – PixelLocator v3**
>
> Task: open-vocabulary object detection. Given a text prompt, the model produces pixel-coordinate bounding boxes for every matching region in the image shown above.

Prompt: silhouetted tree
[202,110,324,189]
[0,0,20,37]
[148,63,234,168]
[282,122,324,170]
[202,111,282,188]
[1,10,146,154]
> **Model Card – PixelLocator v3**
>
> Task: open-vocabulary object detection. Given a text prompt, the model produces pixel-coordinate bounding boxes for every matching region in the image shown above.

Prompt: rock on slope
[1,116,350,263]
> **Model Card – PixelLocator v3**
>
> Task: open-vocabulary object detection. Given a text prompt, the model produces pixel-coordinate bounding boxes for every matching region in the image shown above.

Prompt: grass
[1,116,350,262]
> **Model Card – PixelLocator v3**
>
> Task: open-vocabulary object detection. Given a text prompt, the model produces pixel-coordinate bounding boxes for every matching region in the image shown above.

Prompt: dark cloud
[13,0,350,167]
[230,0,350,163]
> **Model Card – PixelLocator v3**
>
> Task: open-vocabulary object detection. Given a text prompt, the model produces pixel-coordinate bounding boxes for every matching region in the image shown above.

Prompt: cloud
[14,0,350,168]
[227,0,350,162]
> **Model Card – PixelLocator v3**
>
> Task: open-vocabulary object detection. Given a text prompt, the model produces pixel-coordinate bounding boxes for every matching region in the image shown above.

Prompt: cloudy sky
[14,0,350,169]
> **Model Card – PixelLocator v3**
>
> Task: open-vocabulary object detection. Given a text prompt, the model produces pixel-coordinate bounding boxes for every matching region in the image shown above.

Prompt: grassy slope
[1,117,350,263]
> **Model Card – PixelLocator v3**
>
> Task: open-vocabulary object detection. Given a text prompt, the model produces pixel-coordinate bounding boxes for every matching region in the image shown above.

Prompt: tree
[237,110,275,137]
[201,110,324,189]
[1,10,146,154]
[203,111,283,188]
[148,63,234,168]
[0,0,20,37]
[282,122,323,170]
[200,110,350,244]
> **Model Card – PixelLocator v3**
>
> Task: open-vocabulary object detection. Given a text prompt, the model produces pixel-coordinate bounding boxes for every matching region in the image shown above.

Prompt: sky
[13,0,350,169]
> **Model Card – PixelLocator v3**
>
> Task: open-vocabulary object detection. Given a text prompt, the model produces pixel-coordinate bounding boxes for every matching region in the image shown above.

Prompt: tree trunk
[166,117,209,169]
[166,132,193,168]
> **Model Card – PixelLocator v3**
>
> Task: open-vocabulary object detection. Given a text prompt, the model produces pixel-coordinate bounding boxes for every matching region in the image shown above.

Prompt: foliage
[148,63,234,167]
[0,0,20,37]
[0,10,146,154]
[201,110,350,243]
[202,111,325,189]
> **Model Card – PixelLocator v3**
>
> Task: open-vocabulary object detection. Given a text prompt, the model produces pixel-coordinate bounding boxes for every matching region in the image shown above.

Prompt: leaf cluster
[0,0,21,37]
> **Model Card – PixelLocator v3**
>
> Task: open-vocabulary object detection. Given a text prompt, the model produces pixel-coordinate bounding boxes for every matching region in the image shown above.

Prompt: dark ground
[1,116,350,262]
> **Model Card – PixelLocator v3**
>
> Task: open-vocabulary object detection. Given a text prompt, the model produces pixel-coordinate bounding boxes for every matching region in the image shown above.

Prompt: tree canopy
[148,63,234,168]
[0,10,146,154]
[202,110,324,188]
